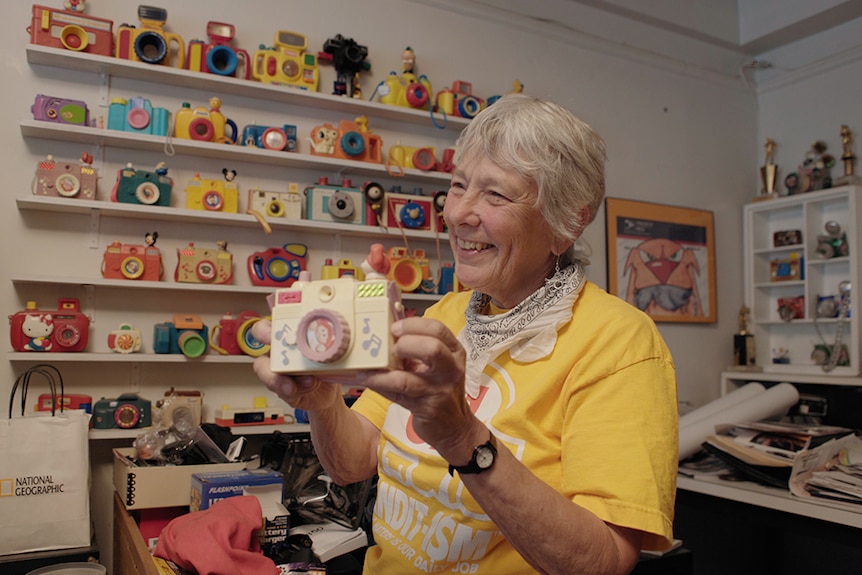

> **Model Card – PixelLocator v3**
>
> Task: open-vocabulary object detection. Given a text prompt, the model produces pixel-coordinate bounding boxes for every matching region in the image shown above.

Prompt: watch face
[476,446,495,469]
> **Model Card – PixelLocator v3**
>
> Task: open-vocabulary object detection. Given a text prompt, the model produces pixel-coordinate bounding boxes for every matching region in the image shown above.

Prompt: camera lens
[178,331,207,358]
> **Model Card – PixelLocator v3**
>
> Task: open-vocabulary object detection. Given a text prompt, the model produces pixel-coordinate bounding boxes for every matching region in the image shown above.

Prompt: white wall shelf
[89,421,309,440]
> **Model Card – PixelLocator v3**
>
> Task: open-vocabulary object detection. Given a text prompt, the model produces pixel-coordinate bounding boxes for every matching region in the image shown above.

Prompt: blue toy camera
[107,96,170,136]
[241,124,298,152]
[153,314,209,358]
[111,163,173,207]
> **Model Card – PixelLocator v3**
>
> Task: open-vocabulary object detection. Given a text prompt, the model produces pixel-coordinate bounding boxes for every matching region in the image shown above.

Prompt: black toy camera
[92,393,152,429]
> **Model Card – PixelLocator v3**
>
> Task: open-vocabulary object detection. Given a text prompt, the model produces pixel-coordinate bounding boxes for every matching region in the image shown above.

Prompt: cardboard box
[113,447,246,510]
[190,469,284,512]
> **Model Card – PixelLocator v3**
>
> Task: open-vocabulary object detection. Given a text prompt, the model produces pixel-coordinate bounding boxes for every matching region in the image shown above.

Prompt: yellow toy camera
[185,174,239,213]
[115,5,185,68]
[378,72,432,110]
[251,30,319,91]
[269,272,405,376]
[174,241,233,284]
[173,97,238,144]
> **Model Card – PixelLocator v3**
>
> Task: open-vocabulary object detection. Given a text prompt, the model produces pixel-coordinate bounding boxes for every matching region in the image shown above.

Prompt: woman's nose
[444,193,480,227]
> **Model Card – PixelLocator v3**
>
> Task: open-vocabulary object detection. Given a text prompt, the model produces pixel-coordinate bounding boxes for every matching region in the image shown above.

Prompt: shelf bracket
[98,70,109,109]
[82,283,95,324]
[129,363,141,392]
[88,208,101,249]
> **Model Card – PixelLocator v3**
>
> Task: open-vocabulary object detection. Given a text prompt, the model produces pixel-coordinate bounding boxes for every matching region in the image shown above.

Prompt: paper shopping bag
[0,365,91,555]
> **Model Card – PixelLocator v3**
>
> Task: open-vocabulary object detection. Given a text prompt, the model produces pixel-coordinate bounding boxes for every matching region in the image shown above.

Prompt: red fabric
[153,495,279,575]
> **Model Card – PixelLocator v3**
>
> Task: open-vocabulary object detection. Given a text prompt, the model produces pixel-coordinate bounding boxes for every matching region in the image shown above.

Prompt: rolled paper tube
[679,382,800,461]
[679,382,766,430]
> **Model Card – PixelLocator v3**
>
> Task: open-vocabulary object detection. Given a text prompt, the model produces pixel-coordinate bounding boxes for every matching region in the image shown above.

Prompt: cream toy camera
[247,185,302,221]
[270,271,405,376]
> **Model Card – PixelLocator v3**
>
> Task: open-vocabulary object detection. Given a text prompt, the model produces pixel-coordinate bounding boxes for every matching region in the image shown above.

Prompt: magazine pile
[701,421,856,490]
[789,431,862,505]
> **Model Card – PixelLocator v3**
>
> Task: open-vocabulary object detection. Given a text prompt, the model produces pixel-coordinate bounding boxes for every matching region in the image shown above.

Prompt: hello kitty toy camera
[9,299,90,352]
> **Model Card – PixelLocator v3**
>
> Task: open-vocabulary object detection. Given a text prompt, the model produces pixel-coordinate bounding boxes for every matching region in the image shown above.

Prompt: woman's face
[444,152,563,309]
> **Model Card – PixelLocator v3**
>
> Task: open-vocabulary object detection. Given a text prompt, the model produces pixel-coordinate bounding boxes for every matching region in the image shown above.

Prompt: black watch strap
[448,433,497,476]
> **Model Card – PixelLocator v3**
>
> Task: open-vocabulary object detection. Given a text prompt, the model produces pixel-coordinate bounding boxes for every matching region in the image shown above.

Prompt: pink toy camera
[248,243,308,287]
[31,94,91,126]
[34,153,97,200]
[9,299,89,352]
[102,241,162,281]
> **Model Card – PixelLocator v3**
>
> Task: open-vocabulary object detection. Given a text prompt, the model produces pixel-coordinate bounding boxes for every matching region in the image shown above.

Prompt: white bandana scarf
[457,261,586,397]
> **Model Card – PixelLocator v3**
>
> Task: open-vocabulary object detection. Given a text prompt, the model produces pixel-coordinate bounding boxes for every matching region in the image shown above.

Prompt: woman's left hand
[361,317,474,451]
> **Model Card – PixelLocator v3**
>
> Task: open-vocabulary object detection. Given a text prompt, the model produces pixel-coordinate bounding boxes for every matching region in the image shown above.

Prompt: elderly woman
[254,94,677,574]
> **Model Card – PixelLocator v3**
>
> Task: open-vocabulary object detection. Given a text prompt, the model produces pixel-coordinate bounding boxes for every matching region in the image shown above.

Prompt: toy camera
[321,258,364,280]
[175,241,233,284]
[388,144,439,172]
[34,153,97,200]
[378,72,432,110]
[248,243,308,287]
[107,323,143,353]
[153,314,209,357]
[102,241,162,281]
[304,177,371,225]
[309,117,383,164]
[31,94,90,126]
[318,33,371,97]
[241,124,297,151]
[36,393,93,414]
[107,96,169,136]
[9,298,89,352]
[28,4,114,57]
[251,30,319,90]
[115,5,185,67]
[174,98,237,144]
[247,185,302,221]
[386,246,427,293]
[93,393,152,429]
[185,174,239,213]
[209,311,269,356]
[269,272,406,375]
[187,21,250,79]
[437,81,485,119]
[384,190,444,233]
[111,162,173,206]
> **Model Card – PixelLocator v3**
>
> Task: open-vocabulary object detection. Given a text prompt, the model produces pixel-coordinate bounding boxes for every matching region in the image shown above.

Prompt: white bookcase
[743,186,862,375]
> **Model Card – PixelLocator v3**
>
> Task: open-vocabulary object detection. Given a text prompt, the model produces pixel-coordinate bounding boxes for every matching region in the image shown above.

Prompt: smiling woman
[254,93,678,575]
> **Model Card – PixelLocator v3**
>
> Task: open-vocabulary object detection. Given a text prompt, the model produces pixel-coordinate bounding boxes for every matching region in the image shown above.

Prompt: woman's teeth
[458,239,490,251]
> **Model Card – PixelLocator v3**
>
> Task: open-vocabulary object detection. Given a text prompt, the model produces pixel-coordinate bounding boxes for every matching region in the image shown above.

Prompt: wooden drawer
[113,492,159,575]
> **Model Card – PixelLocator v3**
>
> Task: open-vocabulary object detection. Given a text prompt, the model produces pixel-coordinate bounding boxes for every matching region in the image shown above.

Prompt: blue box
[190,469,284,512]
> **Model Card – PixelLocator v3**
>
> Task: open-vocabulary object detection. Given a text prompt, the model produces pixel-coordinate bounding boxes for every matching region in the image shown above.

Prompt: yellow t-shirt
[352,281,678,574]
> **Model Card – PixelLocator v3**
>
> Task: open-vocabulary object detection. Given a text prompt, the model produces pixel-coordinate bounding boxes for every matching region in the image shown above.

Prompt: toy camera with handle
[34,153,97,200]
[92,393,152,429]
[111,163,173,206]
[115,5,185,67]
[153,314,209,358]
[28,4,115,57]
[187,21,250,79]
[9,298,89,352]
[174,98,237,144]
[270,271,405,376]
[102,241,162,281]
[251,30,319,90]
[247,186,302,221]
[248,243,307,287]
[209,311,269,357]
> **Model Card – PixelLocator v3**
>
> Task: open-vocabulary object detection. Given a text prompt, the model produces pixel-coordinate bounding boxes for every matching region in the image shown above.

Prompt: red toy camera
[248,243,307,287]
[28,5,115,57]
[102,241,163,281]
[9,299,90,352]
[209,311,268,356]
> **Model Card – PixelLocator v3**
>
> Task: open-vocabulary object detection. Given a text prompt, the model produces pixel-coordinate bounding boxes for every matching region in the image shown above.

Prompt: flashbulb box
[190,469,284,512]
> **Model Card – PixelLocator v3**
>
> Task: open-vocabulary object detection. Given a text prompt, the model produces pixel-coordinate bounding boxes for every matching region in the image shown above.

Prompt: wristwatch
[448,433,498,476]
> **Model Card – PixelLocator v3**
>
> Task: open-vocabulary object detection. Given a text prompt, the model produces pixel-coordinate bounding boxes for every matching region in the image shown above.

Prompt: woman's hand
[361,317,475,452]
[251,319,342,412]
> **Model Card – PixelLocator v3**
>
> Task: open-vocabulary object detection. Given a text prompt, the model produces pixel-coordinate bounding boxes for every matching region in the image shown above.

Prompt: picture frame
[604,198,716,323]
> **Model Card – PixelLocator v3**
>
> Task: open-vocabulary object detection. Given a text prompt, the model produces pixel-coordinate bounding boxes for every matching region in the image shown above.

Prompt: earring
[554,255,561,275]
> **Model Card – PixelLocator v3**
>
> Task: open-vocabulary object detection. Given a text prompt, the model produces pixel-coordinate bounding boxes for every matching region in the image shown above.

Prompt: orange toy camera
[34,153,97,200]
[28,5,114,57]
[175,241,233,284]
[309,117,383,164]
[102,241,162,281]
[115,5,184,67]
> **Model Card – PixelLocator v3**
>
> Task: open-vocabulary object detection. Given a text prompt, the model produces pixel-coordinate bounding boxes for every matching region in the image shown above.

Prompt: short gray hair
[452,94,606,258]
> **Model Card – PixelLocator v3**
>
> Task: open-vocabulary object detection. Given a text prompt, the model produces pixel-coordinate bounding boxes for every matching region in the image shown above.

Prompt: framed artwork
[605,198,716,323]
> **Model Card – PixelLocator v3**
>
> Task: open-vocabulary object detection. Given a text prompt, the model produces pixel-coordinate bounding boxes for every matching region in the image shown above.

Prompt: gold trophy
[731,305,760,371]
[757,138,778,201]
[833,125,862,186]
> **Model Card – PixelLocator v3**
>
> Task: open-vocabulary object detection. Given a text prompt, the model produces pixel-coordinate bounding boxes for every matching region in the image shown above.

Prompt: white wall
[1,0,764,568]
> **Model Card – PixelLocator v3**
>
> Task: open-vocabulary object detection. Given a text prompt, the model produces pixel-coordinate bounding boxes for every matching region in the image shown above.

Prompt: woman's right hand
[251,319,342,412]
